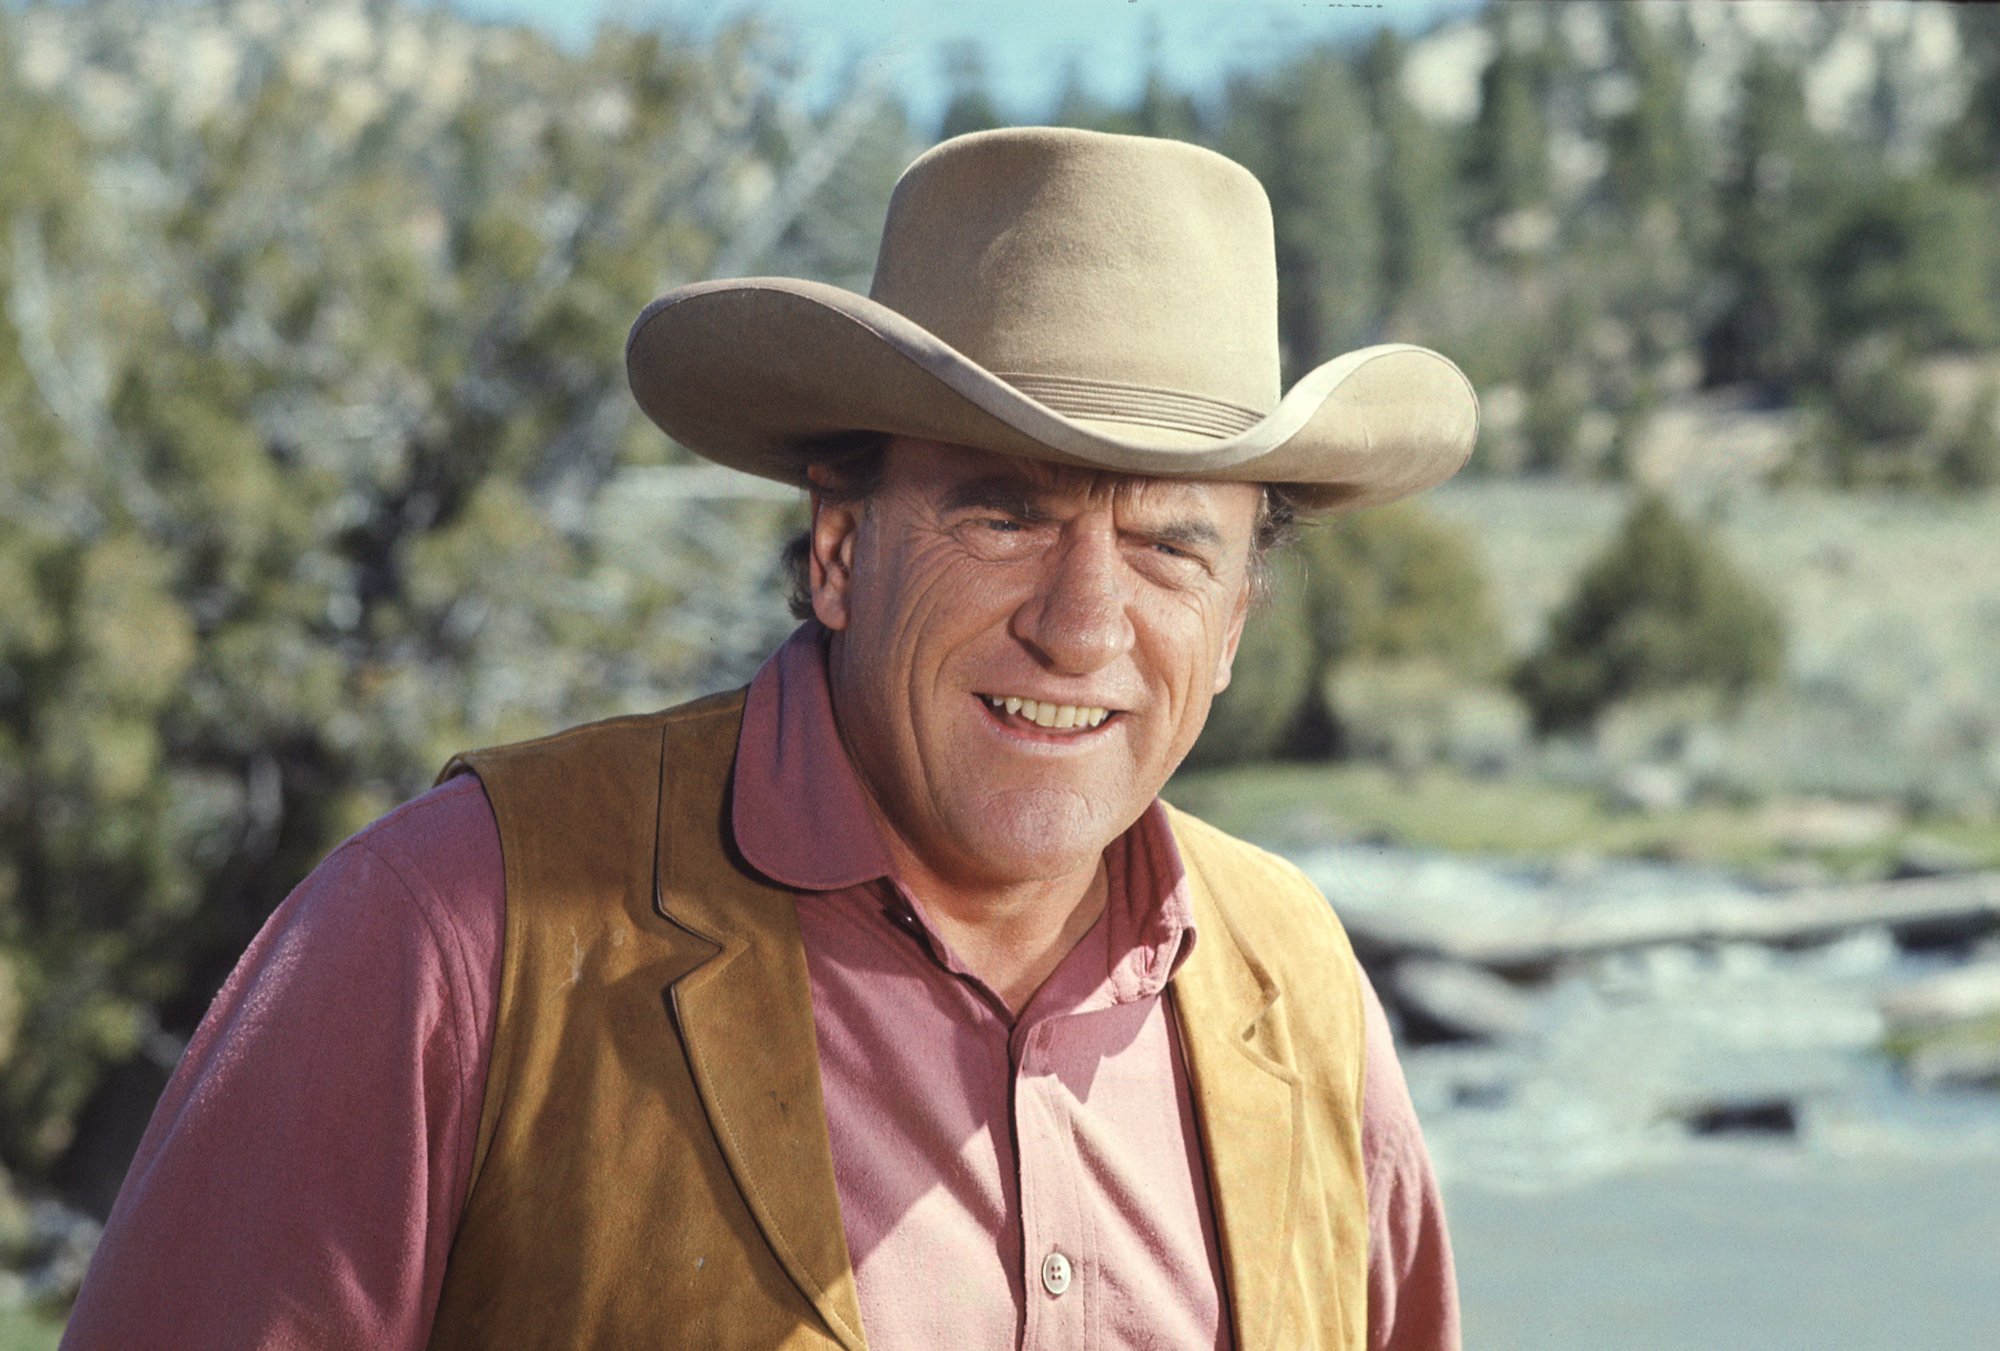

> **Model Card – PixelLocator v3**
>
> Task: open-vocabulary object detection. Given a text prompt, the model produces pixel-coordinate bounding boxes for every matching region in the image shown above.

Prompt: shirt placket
[1011,1012,1094,1351]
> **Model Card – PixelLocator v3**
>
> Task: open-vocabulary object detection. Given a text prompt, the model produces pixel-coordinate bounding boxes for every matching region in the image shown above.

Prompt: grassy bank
[1166,758,2000,878]
[0,1308,60,1351]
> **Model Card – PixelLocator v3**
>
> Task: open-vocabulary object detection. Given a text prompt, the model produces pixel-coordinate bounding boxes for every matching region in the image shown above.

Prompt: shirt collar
[731,620,1199,1000]
[732,621,894,891]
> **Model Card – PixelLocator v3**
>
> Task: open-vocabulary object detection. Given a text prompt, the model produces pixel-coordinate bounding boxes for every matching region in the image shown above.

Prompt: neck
[875,829,1109,1016]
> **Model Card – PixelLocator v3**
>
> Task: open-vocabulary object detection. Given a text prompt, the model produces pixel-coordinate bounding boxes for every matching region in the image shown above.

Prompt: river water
[1288,843,2000,1348]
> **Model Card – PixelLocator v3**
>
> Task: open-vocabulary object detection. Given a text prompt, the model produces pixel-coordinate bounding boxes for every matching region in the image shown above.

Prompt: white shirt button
[1041,1250,1072,1297]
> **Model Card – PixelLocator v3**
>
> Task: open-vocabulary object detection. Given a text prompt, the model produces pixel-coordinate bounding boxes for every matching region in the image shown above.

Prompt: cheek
[846,545,1020,715]
[1150,592,1238,696]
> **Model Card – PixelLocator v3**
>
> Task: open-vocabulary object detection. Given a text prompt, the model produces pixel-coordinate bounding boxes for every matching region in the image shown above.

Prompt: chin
[954,787,1125,882]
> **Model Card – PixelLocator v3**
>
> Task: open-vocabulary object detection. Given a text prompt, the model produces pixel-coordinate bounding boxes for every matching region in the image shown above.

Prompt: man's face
[809,438,1260,891]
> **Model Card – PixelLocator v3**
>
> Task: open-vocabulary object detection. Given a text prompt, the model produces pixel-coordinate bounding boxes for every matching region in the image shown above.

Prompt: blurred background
[2,0,1998,1345]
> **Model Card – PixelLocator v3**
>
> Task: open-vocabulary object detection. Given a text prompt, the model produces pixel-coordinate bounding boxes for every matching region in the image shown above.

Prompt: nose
[1011,523,1135,675]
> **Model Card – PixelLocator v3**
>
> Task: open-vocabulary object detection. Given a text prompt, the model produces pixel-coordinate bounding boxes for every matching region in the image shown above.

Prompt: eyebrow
[940,473,1228,552]
[939,474,1056,521]
[1145,516,1225,551]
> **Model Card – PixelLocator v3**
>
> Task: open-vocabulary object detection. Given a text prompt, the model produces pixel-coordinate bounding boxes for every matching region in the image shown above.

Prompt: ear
[807,486,862,632]
[1210,580,1253,694]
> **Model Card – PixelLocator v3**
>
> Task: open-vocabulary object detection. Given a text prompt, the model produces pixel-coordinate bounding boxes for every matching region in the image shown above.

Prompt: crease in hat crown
[866,127,1284,420]
[624,124,1479,508]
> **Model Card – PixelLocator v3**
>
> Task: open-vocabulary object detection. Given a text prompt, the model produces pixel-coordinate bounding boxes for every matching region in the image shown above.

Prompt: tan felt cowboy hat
[626,126,1478,509]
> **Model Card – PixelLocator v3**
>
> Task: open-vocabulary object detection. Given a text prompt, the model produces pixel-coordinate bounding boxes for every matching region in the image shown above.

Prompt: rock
[1608,763,1691,815]
[1904,1040,2000,1091]
[1881,961,2000,1030]
[1391,959,1536,1045]
[1890,834,1982,881]
[1753,857,1834,891]
[1681,1098,1799,1137]
[1340,871,2000,977]
[1882,960,2000,1092]
[1761,797,1904,853]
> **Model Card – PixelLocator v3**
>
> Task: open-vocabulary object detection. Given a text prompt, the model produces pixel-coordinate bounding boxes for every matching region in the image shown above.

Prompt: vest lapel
[653,709,868,1351]
[1171,836,1305,1351]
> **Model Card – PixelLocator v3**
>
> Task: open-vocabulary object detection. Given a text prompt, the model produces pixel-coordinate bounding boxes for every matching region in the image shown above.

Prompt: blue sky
[456,0,1480,125]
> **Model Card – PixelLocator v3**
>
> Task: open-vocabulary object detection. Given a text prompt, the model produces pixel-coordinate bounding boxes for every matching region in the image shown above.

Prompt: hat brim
[626,277,1480,511]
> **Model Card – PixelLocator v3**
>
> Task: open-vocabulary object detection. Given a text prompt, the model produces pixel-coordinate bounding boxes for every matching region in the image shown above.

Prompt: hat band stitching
[997,372,1265,440]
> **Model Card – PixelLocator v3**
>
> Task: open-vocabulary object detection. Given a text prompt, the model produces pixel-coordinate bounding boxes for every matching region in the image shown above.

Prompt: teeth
[983,695,1112,731]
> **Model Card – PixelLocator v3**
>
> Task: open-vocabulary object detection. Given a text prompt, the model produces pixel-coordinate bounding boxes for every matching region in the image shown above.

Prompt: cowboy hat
[626,126,1477,509]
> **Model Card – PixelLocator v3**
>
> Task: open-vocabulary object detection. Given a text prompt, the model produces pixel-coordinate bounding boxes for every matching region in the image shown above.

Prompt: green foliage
[0,2,891,1185]
[938,42,1003,141]
[1468,8,1553,232]
[1601,4,1699,221]
[1221,49,1382,374]
[1700,50,1835,394]
[1360,31,1455,328]
[1298,503,1506,679]
[1819,175,2000,352]
[1514,494,1785,734]
[1180,558,1317,771]
[1813,339,1938,486]
[1188,504,1507,768]
[1517,341,1591,475]
[993,7,2000,494]
[1938,6,2000,179]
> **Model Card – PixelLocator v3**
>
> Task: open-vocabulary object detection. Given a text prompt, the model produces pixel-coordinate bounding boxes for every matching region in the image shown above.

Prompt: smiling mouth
[978,693,1116,733]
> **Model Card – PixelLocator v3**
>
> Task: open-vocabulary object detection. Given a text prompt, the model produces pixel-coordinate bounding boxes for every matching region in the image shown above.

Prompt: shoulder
[438,691,748,846]
[232,775,505,1071]
[328,774,505,989]
[345,772,500,891]
[443,690,745,784]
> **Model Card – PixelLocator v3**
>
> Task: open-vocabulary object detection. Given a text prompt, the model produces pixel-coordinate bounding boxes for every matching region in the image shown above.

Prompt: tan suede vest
[427,690,1368,1350]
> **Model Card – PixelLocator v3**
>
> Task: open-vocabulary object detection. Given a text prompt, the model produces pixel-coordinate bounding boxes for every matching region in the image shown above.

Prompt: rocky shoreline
[1296,843,2000,1191]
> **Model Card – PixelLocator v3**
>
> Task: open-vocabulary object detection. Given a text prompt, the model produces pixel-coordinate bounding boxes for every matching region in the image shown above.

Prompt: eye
[981,517,1024,533]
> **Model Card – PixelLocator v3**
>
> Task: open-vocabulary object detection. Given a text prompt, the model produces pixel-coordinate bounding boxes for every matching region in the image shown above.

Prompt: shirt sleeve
[1359,959,1461,1351]
[61,776,505,1351]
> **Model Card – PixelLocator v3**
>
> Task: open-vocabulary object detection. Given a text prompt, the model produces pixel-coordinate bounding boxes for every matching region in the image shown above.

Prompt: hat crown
[867,128,1282,417]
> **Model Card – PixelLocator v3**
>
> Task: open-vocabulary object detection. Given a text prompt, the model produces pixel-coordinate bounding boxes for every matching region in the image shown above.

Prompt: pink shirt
[742,626,1228,1347]
[65,626,1458,1350]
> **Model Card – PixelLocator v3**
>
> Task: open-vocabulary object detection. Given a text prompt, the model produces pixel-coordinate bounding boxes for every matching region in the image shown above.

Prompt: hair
[780,433,1308,620]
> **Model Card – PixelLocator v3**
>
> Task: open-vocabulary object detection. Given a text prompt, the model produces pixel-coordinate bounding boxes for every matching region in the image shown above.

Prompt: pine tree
[1938,5,2000,179]
[1049,61,1120,133]
[1700,49,1829,395]
[1360,30,1452,330]
[1222,49,1382,376]
[1602,4,1697,230]
[1818,172,2000,354]
[1187,503,1505,767]
[1134,20,1200,141]
[1515,495,1785,733]
[938,42,1003,141]
[1466,7,1553,258]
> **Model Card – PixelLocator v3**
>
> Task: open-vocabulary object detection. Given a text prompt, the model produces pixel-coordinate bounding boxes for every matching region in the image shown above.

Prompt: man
[66,128,1475,1348]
